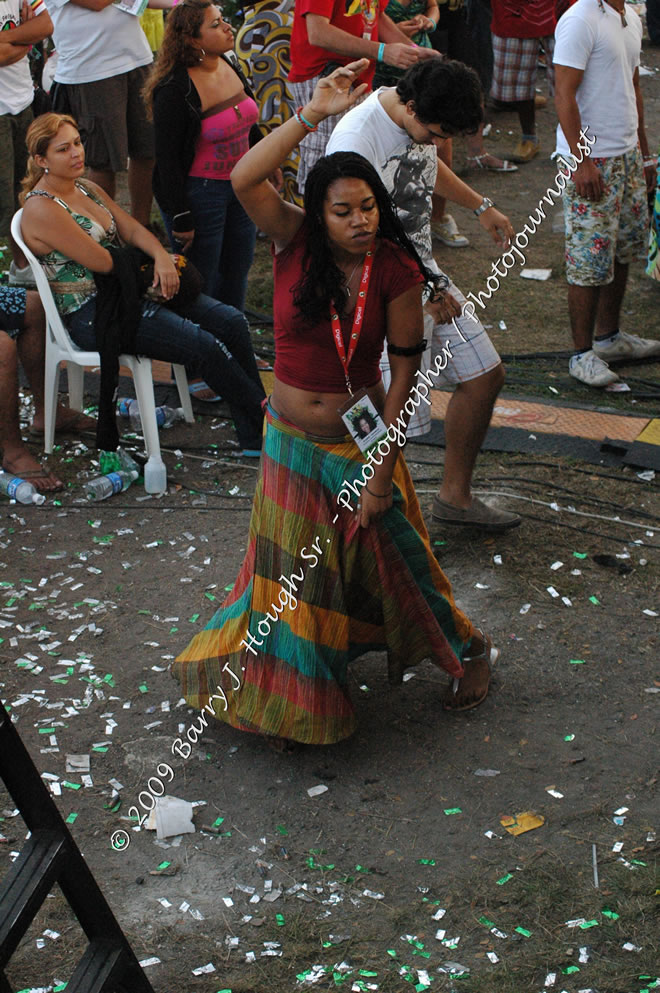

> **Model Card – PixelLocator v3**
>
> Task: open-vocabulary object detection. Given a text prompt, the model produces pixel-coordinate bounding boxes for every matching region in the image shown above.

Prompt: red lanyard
[330,246,374,395]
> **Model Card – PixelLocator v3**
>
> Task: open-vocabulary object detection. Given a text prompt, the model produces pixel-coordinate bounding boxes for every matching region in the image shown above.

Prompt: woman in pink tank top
[145,1,259,316]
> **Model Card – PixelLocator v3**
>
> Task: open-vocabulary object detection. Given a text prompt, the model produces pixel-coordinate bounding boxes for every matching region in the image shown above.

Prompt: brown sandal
[443,629,498,712]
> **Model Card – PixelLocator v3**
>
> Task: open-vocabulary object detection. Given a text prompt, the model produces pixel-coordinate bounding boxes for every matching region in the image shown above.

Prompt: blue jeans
[162,177,256,310]
[66,293,265,450]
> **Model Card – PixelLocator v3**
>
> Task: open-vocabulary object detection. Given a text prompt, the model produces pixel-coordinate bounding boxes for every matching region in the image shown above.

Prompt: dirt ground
[1,27,659,993]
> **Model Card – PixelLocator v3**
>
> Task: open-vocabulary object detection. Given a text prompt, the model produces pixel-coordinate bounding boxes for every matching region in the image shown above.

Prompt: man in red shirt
[289,0,438,191]
[490,0,556,162]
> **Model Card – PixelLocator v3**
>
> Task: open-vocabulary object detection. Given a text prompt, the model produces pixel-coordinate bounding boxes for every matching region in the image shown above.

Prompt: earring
[198,47,206,62]
[44,167,49,174]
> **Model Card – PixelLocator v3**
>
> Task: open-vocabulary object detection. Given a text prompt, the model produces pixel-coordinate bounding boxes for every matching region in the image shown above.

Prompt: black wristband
[387,338,427,357]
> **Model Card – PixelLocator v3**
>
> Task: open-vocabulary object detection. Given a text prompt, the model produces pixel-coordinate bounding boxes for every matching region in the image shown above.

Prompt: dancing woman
[174,61,497,747]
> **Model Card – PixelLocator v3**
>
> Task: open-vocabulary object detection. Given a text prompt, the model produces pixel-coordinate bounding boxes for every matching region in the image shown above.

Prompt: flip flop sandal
[188,380,222,403]
[443,629,498,712]
[466,154,518,173]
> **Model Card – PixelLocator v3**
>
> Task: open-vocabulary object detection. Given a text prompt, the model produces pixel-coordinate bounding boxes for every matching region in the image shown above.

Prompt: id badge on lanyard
[331,245,389,454]
[361,0,377,39]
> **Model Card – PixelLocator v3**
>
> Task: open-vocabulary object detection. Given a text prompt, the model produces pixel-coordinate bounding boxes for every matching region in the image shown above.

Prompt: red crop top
[272,223,424,393]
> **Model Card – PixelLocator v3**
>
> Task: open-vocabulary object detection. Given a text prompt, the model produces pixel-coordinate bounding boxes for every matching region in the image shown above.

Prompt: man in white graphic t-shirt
[328,58,520,533]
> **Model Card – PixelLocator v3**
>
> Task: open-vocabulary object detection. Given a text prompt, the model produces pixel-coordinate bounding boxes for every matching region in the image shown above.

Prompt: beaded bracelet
[366,484,393,498]
[377,42,385,62]
[294,106,318,133]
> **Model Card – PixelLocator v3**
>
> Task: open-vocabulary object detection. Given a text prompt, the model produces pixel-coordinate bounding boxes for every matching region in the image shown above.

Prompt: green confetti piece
[224,584,233,592]
[275,913,285,926]
[138,684,148,693]
[418,858,436,865]
[138,609,150,615]
[309,848,326,854]
[444,807,462,815]
[579,919,599,929]
[564,734,575,741]
[62,781,81,790]
[213,816,225,827]
[92,745,108,753]
[322,941,332,948]
[632,859,647,866]
[359,971,378,977]
[355,864,370,873]
[28,603,46,611]
[65,812,78,824]
[602,907,619,920]
[156,860,171,870]
[189,613,200,623]
[479,916,495,928]
[205,592,216,601]
[563,966,580,974]
[412,949,430,958]
[387,949,397,958]
[169,626,178,633]
[216,989,232,992]
[104,797,121,812]
[54,986,67,992]
[496,873,513,885]
[573,551,587,558]
[102,673,115,685]
[51,678,68,685]
[276,824,288,835]
[514,926,531,937]
[589,595,600,605]
[433,540,446,546]
[570,658,585,665]
[38,727,56,734]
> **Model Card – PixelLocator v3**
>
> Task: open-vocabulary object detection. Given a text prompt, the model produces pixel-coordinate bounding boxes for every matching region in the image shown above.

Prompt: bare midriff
[271,377,386,436]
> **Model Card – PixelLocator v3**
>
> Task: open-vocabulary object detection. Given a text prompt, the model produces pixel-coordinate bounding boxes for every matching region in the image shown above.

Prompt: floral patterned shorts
[563,148,648,286]
[0,285,27,340]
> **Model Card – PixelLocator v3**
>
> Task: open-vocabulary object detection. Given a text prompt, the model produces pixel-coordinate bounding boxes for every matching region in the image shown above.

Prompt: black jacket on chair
[93,245,148,452]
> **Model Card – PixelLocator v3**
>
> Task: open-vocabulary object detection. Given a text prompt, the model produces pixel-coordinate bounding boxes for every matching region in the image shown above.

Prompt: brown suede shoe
[431,495,521,532]
[511,139,540,163]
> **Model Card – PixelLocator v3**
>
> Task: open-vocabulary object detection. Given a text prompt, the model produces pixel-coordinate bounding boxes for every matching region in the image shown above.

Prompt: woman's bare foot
[443,631,497,711]
[265,735,300,754]
[2,447,63,492]
[30,405,96,438]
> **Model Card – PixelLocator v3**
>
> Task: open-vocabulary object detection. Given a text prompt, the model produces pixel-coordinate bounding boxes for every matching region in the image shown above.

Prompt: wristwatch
[474,196,494,217]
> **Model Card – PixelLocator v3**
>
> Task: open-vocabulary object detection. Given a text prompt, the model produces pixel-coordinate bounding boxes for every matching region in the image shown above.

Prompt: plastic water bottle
[83,469,138,502]
[117,397,184,430]
[0,471,46,505]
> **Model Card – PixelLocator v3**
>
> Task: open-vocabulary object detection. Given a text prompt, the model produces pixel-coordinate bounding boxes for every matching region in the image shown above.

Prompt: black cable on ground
[509,510,660,550]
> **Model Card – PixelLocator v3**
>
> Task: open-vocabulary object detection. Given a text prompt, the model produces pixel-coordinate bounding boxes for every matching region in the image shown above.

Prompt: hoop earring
[198,47,206,62]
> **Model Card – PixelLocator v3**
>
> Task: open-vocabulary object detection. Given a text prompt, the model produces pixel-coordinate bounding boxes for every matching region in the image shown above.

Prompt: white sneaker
[431,214,469,248]
[569,349,619,387]
[8,261,37,287]
[593,330,660,362]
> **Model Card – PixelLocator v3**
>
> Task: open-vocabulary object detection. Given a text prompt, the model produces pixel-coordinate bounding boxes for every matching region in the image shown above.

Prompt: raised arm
[231,60,370,252]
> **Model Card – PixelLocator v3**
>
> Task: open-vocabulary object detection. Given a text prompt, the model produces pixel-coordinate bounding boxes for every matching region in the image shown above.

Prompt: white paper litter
[307,784,328,797]
[191,962,215,975]
[520,268,552,280]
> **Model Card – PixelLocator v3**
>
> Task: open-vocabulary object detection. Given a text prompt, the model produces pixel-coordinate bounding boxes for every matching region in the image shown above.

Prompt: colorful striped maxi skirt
[173,404,476,745]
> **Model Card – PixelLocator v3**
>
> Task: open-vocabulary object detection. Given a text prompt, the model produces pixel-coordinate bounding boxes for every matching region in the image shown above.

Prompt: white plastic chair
[11,209,194,491]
